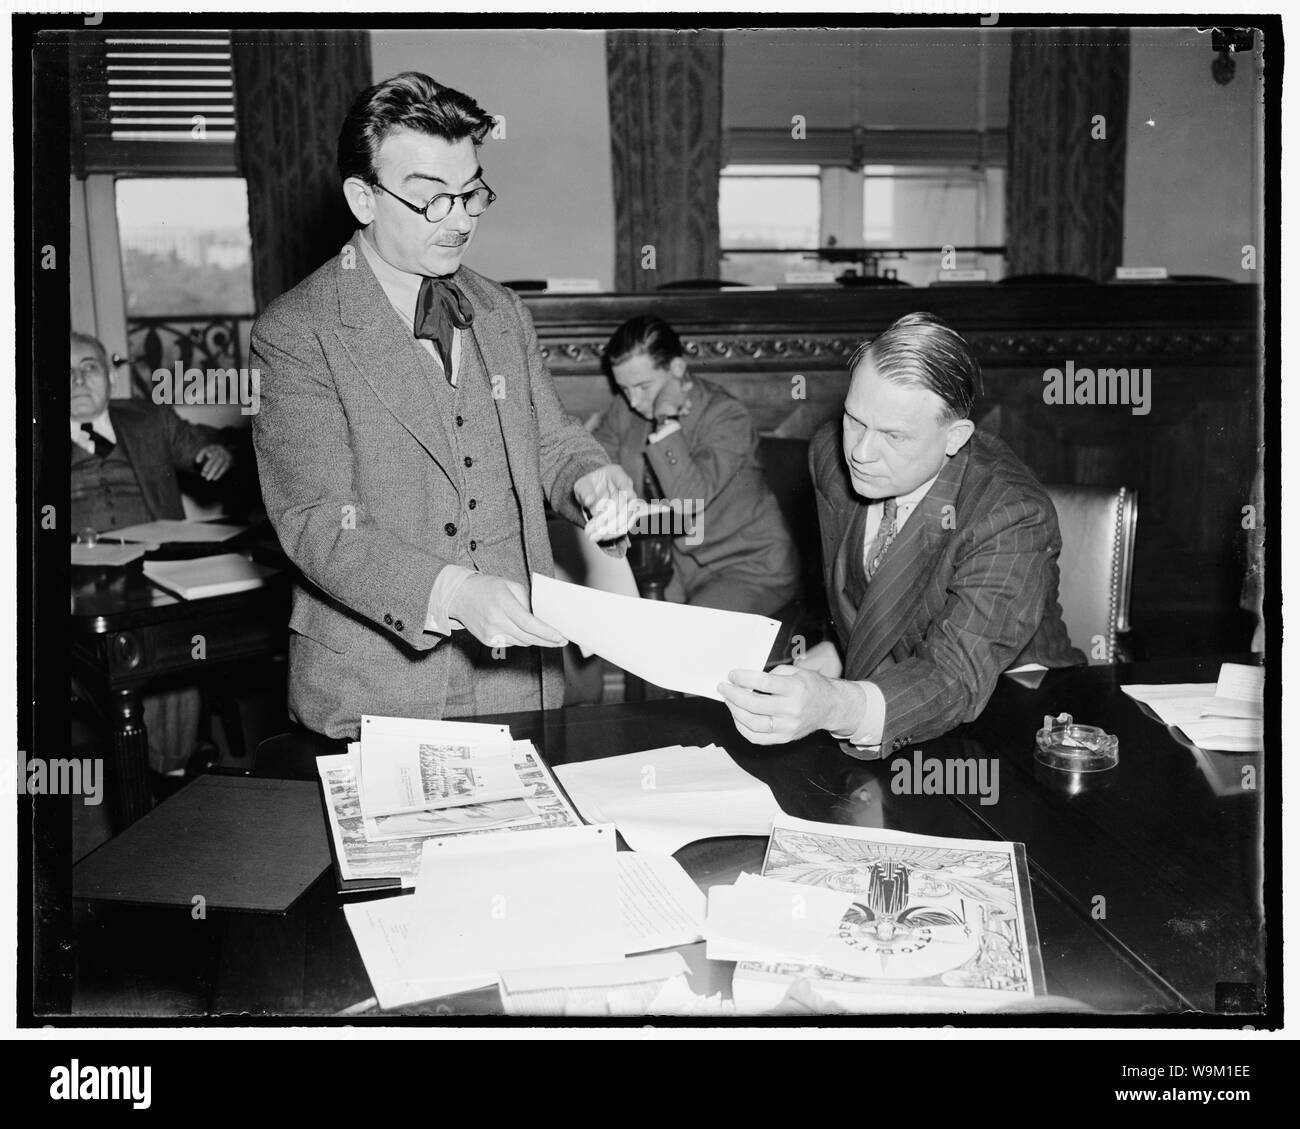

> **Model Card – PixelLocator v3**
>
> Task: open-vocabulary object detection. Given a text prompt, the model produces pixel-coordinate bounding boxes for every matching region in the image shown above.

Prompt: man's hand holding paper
[718,665,867,745]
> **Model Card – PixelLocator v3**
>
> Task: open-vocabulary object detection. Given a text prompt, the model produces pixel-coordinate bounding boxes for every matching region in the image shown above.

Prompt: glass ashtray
[1034,713,1119,772]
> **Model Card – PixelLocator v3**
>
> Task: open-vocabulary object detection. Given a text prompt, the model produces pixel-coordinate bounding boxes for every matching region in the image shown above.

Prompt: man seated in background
[719,312,1085,756]
[70,329,235,776]
[593,315,800,617]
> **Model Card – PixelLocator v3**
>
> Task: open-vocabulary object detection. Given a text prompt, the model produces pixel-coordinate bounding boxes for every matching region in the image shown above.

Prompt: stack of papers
[530,572,780,698]
[142,553,277,599]
[1121,662,1264,752]
[322,715,713,1011]
[553,744,783,854]
[341,833,708,1010]
[318,719,586,884]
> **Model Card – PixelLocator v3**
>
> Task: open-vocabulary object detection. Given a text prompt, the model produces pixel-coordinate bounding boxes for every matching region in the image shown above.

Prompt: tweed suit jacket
[74,398,222,522]
[591,378,799,604]
[250,232,615,738]
[811,421,1085,757]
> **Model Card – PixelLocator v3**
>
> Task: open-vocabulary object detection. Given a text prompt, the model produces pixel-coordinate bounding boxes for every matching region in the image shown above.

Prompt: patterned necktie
[414,275,474,381]
[80,421,115,459]
[864,497,898,581]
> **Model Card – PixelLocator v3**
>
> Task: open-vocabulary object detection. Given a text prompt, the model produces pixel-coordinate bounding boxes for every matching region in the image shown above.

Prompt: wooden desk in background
[70,560,289,830]
[65,655,1266,1021]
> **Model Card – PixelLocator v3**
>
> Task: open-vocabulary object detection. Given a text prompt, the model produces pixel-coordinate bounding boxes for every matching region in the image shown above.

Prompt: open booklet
[728,815,1045,1015]
[357,715,525,819]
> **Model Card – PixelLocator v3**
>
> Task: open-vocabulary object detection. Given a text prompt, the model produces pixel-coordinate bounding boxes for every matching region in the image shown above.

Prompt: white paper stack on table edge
[1121,662,1264,752]
[530,572,779,698]
[142,553,277,599]
[554,743,782,855]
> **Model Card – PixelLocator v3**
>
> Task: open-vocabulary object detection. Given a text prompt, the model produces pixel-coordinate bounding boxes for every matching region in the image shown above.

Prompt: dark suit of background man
[70,330,234,774]
[720,312,1085,756]
[592,315,800,617]
[251,72,636,739]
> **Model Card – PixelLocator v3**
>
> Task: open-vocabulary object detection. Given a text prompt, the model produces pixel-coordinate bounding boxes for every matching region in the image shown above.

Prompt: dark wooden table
[69,655,1266,1020]
[70,557,289,830]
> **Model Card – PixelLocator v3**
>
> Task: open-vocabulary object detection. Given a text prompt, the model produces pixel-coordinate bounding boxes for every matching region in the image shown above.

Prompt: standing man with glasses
[251,72,637,739]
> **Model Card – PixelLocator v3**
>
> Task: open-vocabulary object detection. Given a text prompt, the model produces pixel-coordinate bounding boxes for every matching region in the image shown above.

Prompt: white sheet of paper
[704,873,854,966]
[102,519,247,543]
[554,744,782,855]
[617,852,706,953]
[1121,683,1263,752]
[405,824,623,980]
[530,572,779,698]
[498,952,690,1017]
[341,897,493,1010]
[1210,662,1264,718]
[71,542,146,567]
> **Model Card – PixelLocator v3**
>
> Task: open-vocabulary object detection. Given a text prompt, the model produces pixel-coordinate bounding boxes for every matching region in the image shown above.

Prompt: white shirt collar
[891,469,941,515]
[70,407,115,450]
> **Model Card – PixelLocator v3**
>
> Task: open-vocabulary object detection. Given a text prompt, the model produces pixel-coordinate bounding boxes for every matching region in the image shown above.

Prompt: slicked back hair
[849,312,982,422]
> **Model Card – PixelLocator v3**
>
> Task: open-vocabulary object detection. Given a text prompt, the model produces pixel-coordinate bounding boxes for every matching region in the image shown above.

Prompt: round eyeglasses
[372,180,496,223]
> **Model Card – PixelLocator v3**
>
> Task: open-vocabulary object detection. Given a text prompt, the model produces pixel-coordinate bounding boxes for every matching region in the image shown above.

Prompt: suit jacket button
[470,540,477,551]
[394,619,404,631]
[445,522,457,536]
[384,613,393,625]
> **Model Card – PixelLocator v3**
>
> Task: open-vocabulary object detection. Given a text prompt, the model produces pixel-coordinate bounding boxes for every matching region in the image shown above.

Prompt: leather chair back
[1044,484,1138,663]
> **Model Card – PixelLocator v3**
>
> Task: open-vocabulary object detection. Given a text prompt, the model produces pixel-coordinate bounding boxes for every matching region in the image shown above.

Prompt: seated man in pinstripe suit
[719,313,1084,758]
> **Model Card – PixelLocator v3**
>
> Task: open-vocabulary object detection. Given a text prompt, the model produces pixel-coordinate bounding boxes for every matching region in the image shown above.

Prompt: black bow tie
[414,275,474,379]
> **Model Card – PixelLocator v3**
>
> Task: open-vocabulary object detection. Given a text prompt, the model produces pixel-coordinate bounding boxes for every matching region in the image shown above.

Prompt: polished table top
[71,654,1266,1020]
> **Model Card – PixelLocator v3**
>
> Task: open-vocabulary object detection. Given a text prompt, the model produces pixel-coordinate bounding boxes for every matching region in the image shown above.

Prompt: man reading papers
[252,73,636,737]
[719,313,1084,757]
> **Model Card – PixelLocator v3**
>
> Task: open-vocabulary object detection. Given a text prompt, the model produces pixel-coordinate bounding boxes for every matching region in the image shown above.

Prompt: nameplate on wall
[783,270,837,286]
[546,278,602,293]
[1115,266,1169,280]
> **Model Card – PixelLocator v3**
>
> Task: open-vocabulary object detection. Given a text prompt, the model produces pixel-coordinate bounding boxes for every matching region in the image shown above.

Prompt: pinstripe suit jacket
[811,421,1085,757]
[251,233,615,738]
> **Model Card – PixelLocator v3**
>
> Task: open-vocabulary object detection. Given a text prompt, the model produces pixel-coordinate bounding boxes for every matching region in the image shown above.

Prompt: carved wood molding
[539,328,1254,375]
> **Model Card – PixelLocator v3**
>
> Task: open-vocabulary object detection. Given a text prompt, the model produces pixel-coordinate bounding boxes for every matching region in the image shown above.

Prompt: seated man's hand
[194,444,233,481]
[447,573,568,649]
[575,464,637,541]
[717,666,865,746]
[651,374,693,425]
[793,639,843,679]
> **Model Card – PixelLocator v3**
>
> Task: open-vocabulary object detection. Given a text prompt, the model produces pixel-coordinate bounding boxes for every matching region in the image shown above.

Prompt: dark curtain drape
[232,30,372,309]
[606,30,723,291]
[1006,29,1130,280]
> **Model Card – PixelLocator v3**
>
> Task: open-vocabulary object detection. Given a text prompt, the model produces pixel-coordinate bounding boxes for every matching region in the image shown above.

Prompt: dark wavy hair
[601,315,685,380]
[849,312,983,421]
[337,71,496,184]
